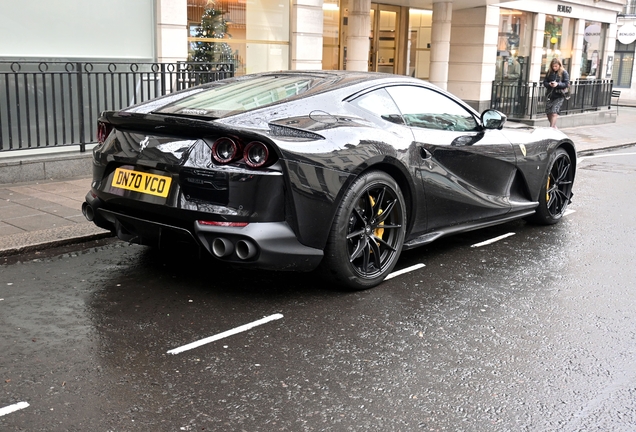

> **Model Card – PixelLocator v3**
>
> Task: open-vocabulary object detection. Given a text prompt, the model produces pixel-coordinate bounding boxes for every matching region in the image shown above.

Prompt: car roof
[138,70,430,119]
[230,70,427,93]
[123,70,472,121]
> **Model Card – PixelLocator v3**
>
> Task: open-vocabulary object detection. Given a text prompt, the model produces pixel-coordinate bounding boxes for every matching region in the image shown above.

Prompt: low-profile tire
[320,171,406,290]
[526,147,574,225]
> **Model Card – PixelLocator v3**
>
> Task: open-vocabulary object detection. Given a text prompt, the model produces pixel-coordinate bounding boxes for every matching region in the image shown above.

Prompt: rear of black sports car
[84,122,325,271]
[84,71,375,272]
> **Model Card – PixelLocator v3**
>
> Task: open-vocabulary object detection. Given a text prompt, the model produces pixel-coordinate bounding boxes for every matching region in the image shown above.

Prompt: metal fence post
[160,63,166,95]
[76,62,85,152]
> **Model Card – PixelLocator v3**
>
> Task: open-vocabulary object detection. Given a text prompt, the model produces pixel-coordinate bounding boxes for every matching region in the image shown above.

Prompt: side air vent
[269,124,324,141]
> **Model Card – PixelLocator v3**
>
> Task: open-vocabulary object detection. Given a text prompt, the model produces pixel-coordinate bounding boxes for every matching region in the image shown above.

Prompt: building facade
[615,0,636,100]
[0,0,628,110]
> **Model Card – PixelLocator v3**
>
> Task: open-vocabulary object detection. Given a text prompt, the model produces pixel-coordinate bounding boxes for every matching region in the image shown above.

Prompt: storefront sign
[617,23,636,45]
[584,24,602,44]
[557,5,572,14]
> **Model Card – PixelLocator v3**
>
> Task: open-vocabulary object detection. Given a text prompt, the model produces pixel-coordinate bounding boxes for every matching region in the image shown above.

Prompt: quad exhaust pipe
[211,237,234,258]
[81,197,113,232]
[211,237,257,260]
[236,239,257,260]
[82,202,95,221]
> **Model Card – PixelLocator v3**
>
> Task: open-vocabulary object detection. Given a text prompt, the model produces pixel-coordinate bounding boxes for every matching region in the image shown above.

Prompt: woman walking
[544,58,570,129]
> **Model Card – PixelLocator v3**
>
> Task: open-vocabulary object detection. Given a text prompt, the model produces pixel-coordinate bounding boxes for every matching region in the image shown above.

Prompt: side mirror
[481,109,507,130]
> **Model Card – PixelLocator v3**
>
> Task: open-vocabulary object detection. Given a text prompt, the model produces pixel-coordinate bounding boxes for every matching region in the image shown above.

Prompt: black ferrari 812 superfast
[83,71,575,289]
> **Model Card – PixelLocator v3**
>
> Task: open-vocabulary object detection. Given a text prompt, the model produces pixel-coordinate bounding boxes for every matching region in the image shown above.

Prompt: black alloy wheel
[321,171,406,290]
[527,148,574,225]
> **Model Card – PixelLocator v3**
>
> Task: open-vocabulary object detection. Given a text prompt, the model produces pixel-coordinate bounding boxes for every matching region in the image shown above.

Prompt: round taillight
[97,121,112,144]
[212,137,241,164]
[244,141,269,168]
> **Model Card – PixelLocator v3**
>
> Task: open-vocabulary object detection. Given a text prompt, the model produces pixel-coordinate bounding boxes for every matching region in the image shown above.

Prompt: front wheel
[320,171,406,290]
[526,148,574,225]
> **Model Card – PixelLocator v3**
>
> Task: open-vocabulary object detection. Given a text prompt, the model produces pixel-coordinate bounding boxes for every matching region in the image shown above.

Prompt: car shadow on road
[134,242,341,297]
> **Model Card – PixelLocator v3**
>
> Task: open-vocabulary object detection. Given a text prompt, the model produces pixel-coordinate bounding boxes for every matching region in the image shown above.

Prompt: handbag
[558,71,571,100]
[563,85,570,100]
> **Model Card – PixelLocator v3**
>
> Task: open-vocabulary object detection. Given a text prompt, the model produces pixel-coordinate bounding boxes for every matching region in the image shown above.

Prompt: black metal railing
[0,61,234,153]
[491,79,613,119]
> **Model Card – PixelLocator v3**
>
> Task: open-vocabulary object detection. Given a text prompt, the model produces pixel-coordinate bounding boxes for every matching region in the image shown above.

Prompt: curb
[0,147,94,185]
[0,224,113,258]
[577,142,636,156]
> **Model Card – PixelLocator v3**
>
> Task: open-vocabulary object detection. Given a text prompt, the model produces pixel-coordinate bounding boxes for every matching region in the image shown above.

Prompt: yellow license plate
[111,168,172,198]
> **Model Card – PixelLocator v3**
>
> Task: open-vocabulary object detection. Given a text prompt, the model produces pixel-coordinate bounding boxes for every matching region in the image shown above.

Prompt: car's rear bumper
[83,192,323,272]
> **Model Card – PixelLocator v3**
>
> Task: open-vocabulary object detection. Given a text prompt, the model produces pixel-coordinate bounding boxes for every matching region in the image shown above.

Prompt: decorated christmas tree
[190,3,233,63]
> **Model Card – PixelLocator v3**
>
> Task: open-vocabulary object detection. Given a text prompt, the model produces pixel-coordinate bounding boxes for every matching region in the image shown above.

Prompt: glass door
[369,4,400,73]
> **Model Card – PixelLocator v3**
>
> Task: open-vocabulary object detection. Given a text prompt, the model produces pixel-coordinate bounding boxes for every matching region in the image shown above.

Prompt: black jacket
[544,69,570,99]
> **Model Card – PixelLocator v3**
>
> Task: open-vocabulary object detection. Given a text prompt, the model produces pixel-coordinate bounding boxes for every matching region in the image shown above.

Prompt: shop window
[188,0,290,76]
[612,40,635,88]
[541,15,575,78]
[622,0,636,16]
[407,9,432,79]
[579,21,606,79]
[322,0,340,70]
[496,9,532,83]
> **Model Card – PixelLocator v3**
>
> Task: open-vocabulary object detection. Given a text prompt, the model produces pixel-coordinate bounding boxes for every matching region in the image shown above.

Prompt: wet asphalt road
[1,147,636,431]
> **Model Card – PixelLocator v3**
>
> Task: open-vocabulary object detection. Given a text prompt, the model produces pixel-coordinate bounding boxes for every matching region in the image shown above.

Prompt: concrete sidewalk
[0,178,111,257]
[1,107,636,257]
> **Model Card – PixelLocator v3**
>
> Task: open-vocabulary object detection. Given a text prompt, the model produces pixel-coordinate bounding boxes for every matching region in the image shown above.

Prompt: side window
[349,88,405,125]
[386,86,479,132]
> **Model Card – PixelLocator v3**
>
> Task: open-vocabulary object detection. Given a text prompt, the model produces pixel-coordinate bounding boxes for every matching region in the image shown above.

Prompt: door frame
[369,4,402,74]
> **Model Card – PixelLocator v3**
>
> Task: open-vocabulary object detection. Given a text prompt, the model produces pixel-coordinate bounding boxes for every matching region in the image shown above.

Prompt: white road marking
[167,313,284,355]
[385,263,426,280]
[0,402,29,417]
[471,232,515,248]
[579,152,636,162]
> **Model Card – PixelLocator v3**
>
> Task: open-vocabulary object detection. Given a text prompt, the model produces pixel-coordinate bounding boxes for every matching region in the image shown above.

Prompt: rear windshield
[156,76,318,118]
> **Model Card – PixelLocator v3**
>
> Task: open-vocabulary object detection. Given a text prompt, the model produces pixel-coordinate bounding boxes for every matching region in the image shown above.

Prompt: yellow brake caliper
[369,196,384,243]
[546,176,551,202]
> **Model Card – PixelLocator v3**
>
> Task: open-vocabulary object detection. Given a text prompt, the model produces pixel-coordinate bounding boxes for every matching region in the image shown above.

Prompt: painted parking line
[579,152,636,162]
[167,313,284,355]
[471,232,515,248]
[385,263,426,280]
[0,402,29,417]
[469,208,575,249]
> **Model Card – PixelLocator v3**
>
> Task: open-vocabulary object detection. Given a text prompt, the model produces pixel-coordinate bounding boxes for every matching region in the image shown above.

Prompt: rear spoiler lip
[100,110,328,142]
[99,110,238,138]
